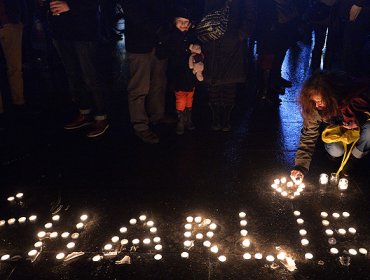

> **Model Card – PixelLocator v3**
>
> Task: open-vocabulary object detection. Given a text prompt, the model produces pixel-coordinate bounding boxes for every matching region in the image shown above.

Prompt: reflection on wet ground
[0,36,370,280]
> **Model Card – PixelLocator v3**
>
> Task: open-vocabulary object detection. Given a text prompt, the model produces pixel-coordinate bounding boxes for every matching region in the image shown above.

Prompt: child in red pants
[167,8,203,135]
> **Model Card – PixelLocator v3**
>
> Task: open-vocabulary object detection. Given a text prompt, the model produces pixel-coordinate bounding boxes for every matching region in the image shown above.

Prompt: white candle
[184,240,192,247]
[254,253,263,259]
[240,229,248,236]
[50,232,58,238]
[209,223,217,230]
[92,255,102,262]
[184,223,192,230]
[242,239,250,247]
[294,211,301,216]
[111,236,120,243]
[203,240,211,247]
[155,244,162,250]
[299,229,307,236]
[1,254,10,261]
[181,252,189,258]
[240,220,247,226]
[348,227,356,234]
[8,218,16,225]
[71,233,80,239]
[210,245,218,253]
[29,215,37,222]
[243,253,252,259]
[67,242,75,249]
[274,179,280,185]
[297,218,304,225]
[348,249,357,255]
[186,216,193,223]
[206,231,214,238]
[139,215,147,221]
[153,237,161,243]
[37,231,46,238]
[80,214,88,221]
[18,217,26,223]
[143,238,151,244]
[120,227,127,233]
[281,191,288,197]
[280,177,287,184]
[196,233,203,239]
[56,253,65,260]
[28,250,38,257]
[320,212,328,218]
[342,212,350,218]
[45,223,53,229]
[52,215,60,221]
[277,252,286,260]
[319,173,329,184]
[194,216,202,223]
[301,239,309,246]
[330,248,339,254]
[338,178,348,190]
[7,196,15,202]
[325,229,334,236]
[305,253,313,259]
[150,227,157,233]
[129,219,137,225]
[338,228,346,235]
[332,213,340,219]
[322,220,330,226]
[61,232,70,238]
[104,244,113,250]
[154,254,162,260]
[359,248,368,255]
[184,231,192,238]
[34,241,43,248]
[16,193,24,199]
[121,239,128,245]
[146,221,154,227]
[76,222,84,229]
[218,255,227,262]
[132,239,140,245]
[266,255,275,262]
[287,181,294,188]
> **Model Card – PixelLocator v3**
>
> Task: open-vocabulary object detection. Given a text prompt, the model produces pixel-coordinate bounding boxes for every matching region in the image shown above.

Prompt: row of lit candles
[319,173,349,190]
[294,210,314,260]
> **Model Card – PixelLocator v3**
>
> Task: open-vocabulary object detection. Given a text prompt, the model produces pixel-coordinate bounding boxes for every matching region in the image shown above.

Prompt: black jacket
[49,0,100,41]
[0,0,23,25]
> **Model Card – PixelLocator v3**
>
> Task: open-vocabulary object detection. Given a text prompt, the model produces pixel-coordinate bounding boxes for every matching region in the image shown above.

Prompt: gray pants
[127,49,167,132]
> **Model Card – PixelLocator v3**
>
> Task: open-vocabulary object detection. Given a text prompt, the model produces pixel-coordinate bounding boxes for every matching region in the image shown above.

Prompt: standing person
[123,0,173,144]
[339,0,370,76]
[49,0,109,138]
[0,0,25,115]
[200,0,256,131]
[167,8,203,135]
[290,71,370,182]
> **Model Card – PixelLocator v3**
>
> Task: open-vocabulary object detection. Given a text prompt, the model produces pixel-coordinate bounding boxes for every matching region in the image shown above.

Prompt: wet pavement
[1,36,370,280]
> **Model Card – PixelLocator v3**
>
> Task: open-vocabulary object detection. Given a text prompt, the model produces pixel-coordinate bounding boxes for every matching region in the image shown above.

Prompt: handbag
[195,0,232,43]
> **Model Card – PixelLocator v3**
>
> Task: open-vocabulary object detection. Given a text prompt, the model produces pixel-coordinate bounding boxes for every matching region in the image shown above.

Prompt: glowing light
[28,250,38,257]
[76,222,84,229]
[37,231,46,238]
[338,228,346,235]
[359,248,368,255]
[338,178,348,190]
[342,212,350,218]
[132,239,140,245]
[206,231,214,238]
[44,223,52,229]
[56,253,65,260]
[299,229,307,236]
[281,191,288,197]
[0,220,5,226]
[348,249,357,255]
[184,223,192,230]
[210,245,219,253]
[111,236,120,243]
[150,227,157,233]
[277,252,286,260]
[52,215,60,221]
[320,212,328,218]
[218,255,227,262]
[293,211,301,216]
[61,232,70,238]
[274,179,280,185]
[1,254,10,261]
[139,215,147,221]
[254,253,263,259]
[154,254,162,260]
[240,229,248,236]
[194,216,202,223]
[287,181,294,188]
[239,212,246,218]
[78,214,88,222]
[276,187,282,193]
[120,227,127,233]
[129,219,137,225]
[186,216,193,223]
[146,221,154,227]
[203,240,211,247]
[319,173,329,184]
[196,233,203,239]
[204,219,212,225]
[181,252,189,258]
[325,229,334,236]
[18,217,27,223]
[242,239,250,247]
[8,218,16,225]
[143,238,151,245]
[153,237,161,243]
[34,241,43,248]
[155,244,162,250]
[305,253,313,260]
[299,183,305,189]
[330,248,339,254]
[209,223,217,230]
[266,255,275,262]
[322,220,330,226]
[66,242,75,249]
[332,213,340,219]
[271,184,278,189]
[240,220,247,226]
[296,218,304,225]
[348,227,356,234]
[243,253,252,260]
[184,240,192,247]
[301,239,309,246]
[121,239,129,245]
[71,233,80,239]
[104,244,113,250]
[29,215,37,222]
[281,177,287,184]
[16,193,24,198]
[7,196,15,202]
[50,232,58,238]
[184,231,192,238]
[92,255,102,262]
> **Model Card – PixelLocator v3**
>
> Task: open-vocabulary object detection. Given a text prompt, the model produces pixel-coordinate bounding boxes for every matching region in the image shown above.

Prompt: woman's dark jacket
[0,0,22,25]
[199,0,256,86]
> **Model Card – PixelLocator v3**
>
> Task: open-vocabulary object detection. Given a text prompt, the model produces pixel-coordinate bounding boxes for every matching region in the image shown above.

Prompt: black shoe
[176,110,185,135]
[135,129,159,144]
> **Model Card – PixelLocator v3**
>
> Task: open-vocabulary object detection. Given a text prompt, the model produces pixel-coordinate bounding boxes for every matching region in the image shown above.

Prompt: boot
[184,107,195,130]
[176,110,185,135]
[221,105,234,132]
[209,103,222,131]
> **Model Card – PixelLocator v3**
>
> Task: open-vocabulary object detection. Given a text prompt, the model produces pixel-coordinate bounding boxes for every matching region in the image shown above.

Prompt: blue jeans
[325,121,370,159]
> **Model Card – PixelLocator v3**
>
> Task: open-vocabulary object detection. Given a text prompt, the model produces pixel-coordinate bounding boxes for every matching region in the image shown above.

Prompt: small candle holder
[338,178,349,191]
[330,173,339,185]
[319,173,329,185]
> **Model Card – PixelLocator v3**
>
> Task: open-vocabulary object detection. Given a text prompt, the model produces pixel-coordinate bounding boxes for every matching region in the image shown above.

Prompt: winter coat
[199,0,256,86]
[0,0,22,25]
[294,82,370,174]
[167,28,198,92]
[49,0,100,41]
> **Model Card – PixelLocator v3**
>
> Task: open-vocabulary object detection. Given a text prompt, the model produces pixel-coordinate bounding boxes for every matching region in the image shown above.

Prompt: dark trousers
[53,40,108,118]
[127,49,167,132]
[208,84,237,106]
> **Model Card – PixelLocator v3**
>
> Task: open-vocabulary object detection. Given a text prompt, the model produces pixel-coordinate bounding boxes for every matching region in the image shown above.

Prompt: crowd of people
[0,0,369,177]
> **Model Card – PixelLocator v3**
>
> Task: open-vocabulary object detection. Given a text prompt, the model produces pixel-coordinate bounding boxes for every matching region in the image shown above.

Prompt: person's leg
[185,90,195,130]
[352,121,370,159]
[208,85,222,131]
[325,142,344,158]
[147,50,167,123]
[311,25,327,71]
[0,23,25,106]
[220,83,236,132]
[175,91,187,135]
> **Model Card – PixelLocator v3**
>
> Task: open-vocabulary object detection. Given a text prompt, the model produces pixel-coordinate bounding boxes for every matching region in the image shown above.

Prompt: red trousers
[175,90,194,111]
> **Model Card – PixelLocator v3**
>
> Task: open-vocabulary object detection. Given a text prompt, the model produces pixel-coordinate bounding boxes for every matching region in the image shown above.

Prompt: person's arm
[349,0,368,21]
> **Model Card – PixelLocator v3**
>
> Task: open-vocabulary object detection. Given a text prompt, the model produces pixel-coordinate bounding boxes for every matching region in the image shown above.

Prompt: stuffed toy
[188,44,204,82]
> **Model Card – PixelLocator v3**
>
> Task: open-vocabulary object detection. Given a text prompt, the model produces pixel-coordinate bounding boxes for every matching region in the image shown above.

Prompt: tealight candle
[150,227,157,233]
[287,181,294,188]
[240,229,248,236]
[143,238,151,244]
[34,241,43,248]
[319,173,329,184]
[8,218,16,225]
[132,239,140,245]
[305,253,314,259]
[218,255,227,262]
[297,218,304,225]
[139,215,147,221]
[338,178,348,190]
[56,253,65,260]
[194,216,202,223]
[320,212,328,218]
[129,219,137,225]
[276,252,286,260]
[111,236,120,243]
[184,231,192,238]
[266,255,275,262]
[203,240,211,247]
[294,191,300,196]
[153,237,161,243]
[242,239,250,247]
[0,220,5,226]
[154,254,162,260]
[196,233,204,239]
[325,229,334,236]
[274,179,280,185]
[181,252,189,258]
[298,183,305,189]
[254,253,263,259]
[61,232,70,238]
[330,248,339,254]
[240,220,247,226]
[120,227,127,233]
[210,245,219,253]
[28,250,38,257]
[7,196,15,202]
[104,244,113,250]
[243,253,252,260]
[37,231,46,238]
[80,214,88,221]
[359,248,368,255]
[281,191,288,197]
[204,219,212,225]
[322,220,330,226]
[71,233,79,239]
[52,215,60,221]
[342,212,350,218]
[66,242,75,249]
[301,239,309,246]
[184,240,192,247]
[184,223,192,230]
[29,215,37,222]
[348,249,357,255]
[1,254,10,261]
[299,229,307,236]
[155,244,162,250]
[16,193,24,199]
[186,216,193,223]
[206,231,214,238]
[338,228,346,235]
[276,187,283,193]
[92,255,102,262]
[332,213,340,219]
[18,217,26,223]
[348,227,356,234]
[281,177,287,184]
[50,232,58,238]
[121,239,129,245]
[294,211,301,216]
[209,223,217,230]
[146,221,154,227]
[45,223,53,229]
[76,222,84,229]
[271,184,278,189]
